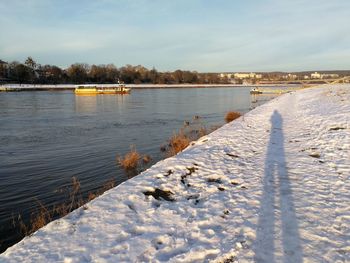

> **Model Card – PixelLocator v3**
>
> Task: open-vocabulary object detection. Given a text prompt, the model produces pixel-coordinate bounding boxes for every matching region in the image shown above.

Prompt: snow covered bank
[1,85,349,262]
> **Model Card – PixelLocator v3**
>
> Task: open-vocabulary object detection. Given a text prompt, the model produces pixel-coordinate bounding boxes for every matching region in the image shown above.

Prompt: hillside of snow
[1,85,349,262]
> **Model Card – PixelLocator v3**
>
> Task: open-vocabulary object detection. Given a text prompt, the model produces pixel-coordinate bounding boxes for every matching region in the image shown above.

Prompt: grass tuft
[117,146,141,171]
[142,155,152,164]
[167,131,191,156]
[163,115,215,157]
[225,111,241,123]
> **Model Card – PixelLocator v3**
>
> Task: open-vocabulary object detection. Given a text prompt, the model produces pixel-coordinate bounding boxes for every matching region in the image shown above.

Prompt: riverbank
[1,84,349,262]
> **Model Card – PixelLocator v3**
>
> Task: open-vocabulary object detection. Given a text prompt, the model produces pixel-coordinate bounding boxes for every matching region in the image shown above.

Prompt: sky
[1,0,350,72]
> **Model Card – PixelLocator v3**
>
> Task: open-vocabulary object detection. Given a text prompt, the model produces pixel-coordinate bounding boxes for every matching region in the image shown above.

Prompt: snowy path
[1,85,349,262]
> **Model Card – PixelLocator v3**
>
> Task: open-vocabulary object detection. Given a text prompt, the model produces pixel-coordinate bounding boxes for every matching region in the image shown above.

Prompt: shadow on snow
[253,110,303,263]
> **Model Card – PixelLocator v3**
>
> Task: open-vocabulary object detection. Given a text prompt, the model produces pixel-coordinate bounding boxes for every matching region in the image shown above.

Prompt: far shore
[0,83,301,92]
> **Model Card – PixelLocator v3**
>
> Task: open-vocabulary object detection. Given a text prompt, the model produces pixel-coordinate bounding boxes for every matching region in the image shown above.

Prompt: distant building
[219,73,233,79]
[311,72,321,79]
[283,74,297,80]
[320,73,339,79]
[219,72,262,80]
[234,72,262,79]
[310,72,339,79]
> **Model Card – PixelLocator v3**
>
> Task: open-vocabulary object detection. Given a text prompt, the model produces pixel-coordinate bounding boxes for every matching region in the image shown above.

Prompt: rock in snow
[1,85,349,262]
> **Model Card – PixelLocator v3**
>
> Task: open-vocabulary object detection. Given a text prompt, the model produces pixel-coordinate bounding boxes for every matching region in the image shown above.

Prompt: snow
[1,85,349,262]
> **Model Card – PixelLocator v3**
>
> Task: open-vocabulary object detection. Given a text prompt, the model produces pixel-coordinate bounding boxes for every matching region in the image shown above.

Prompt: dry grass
[197,126,208,137]
[12,200,54,236]
[89,178,116,200]
[87,192,97,201]
[101,178,116,192]
[142,155,152,164]
[167,131,191,156]
[69,176,83,212]
[30,203,51,233]
[12,214,28,236]
[225,111,241,123]
[163,116,213,157]
[19,178,83,235]
[117,146,153,177]
[12,176,117,238]
[53,203,69,217]
[117,146,141,171]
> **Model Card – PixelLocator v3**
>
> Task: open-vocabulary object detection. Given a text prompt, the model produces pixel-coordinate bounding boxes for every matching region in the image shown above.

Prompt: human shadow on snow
[253,110,303,263]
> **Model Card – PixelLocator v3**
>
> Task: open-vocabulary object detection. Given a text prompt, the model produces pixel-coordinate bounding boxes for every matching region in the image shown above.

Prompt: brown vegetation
[117,146,153,177]
[12,176,116,238]
[88,178,116,201]
[225,111,241,123]
[167,131,191,156]
[142,155,152,164]
[163,116,214,157]
[29,201,52,233]
[117,146,141,171]
[163,113,241,156]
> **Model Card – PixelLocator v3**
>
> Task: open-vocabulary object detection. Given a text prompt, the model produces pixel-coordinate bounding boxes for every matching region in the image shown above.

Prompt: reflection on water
[75,94,130,113]
[0,87,278,252]
[75,94,98,113]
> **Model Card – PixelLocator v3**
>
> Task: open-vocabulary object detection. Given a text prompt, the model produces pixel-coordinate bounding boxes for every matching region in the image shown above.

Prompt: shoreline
[1,84,349,262]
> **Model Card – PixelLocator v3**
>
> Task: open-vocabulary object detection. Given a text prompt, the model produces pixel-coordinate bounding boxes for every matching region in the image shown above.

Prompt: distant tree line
[0,57,228,85]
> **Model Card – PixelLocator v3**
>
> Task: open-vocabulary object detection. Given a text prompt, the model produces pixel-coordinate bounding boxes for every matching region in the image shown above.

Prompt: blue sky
[1,0,350,72]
